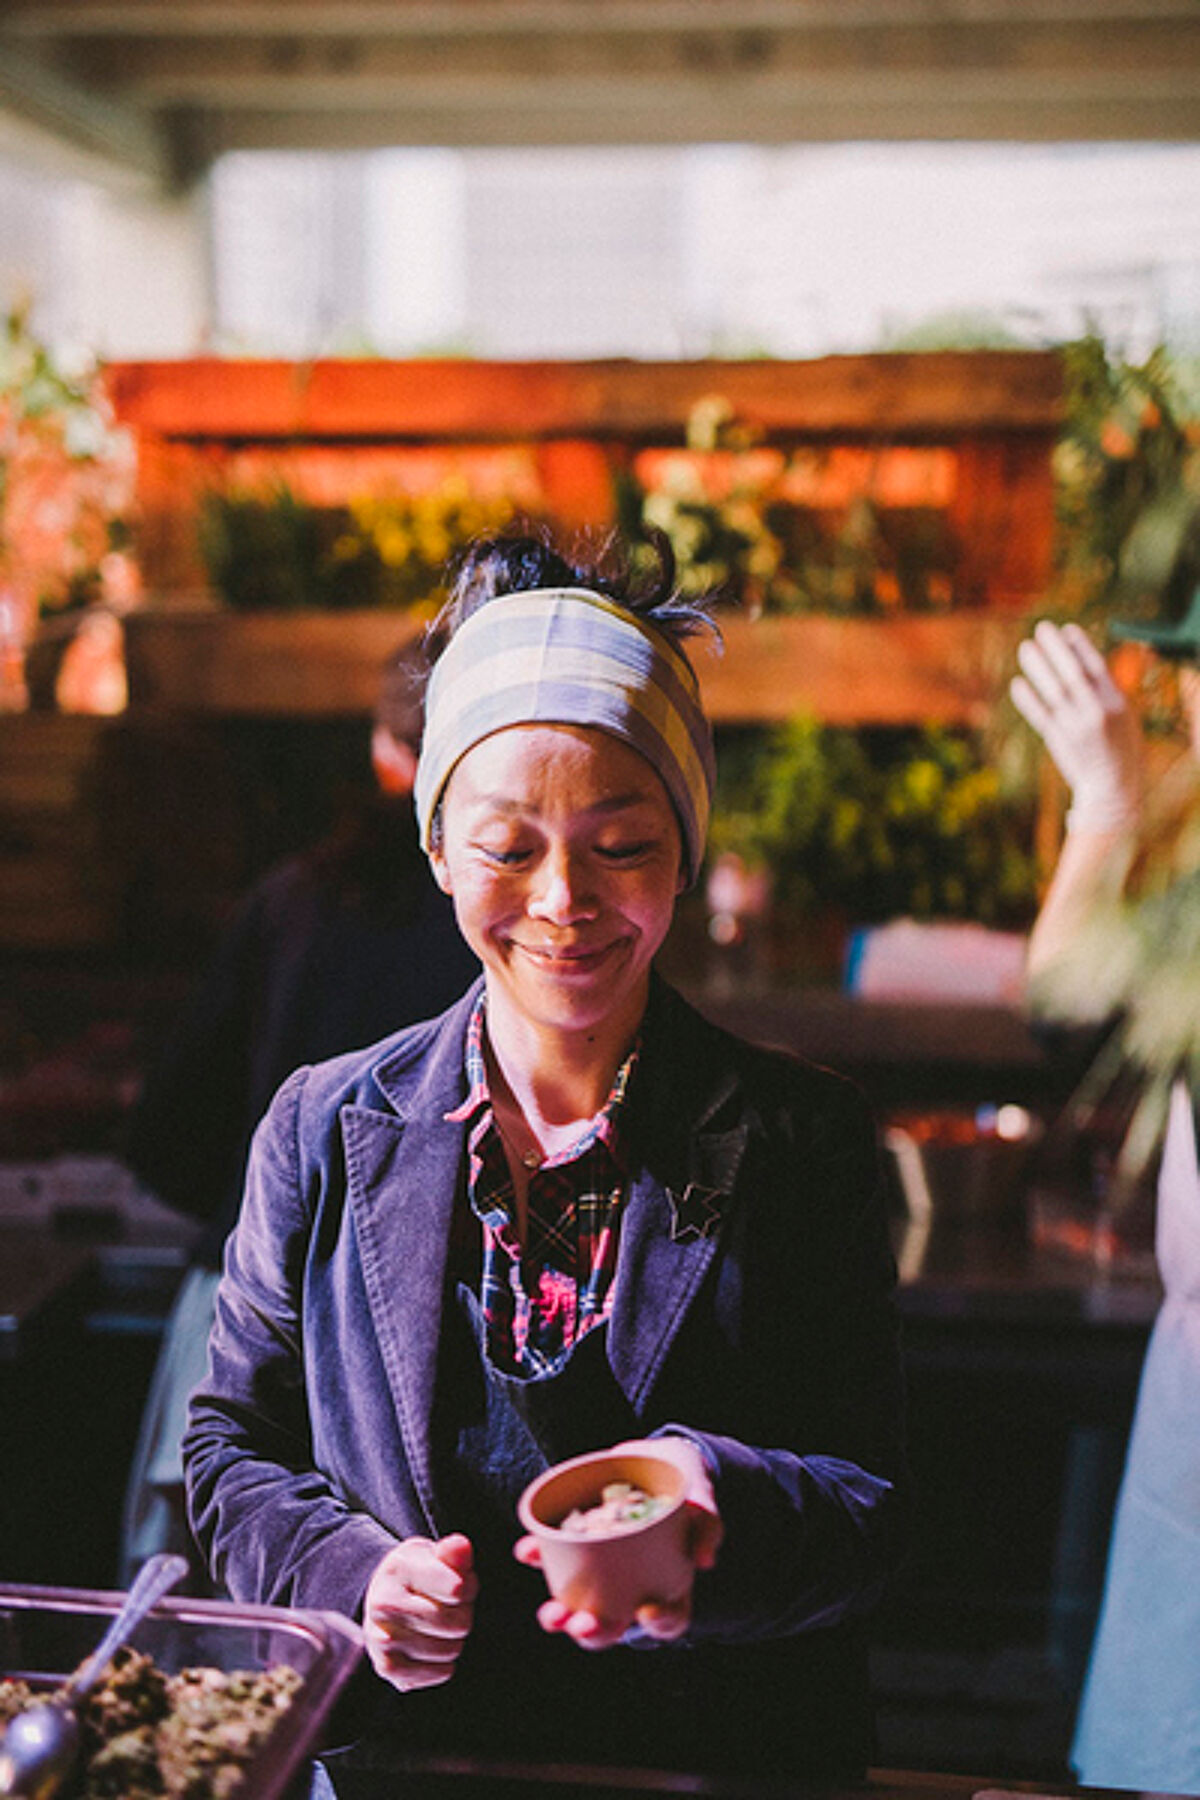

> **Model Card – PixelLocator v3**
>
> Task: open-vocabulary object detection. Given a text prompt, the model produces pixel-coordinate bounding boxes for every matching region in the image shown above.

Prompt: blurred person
[1011,600,1200,1793]
[183,531,908,1781]
[120,641,480,1582]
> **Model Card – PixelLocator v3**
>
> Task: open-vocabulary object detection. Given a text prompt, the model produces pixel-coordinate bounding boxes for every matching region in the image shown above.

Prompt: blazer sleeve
[183,1066,397,1615]
[656,1069,908,1645]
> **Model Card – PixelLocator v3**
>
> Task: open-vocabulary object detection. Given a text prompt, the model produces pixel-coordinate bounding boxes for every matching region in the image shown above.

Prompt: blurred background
[1,0,1199,1785]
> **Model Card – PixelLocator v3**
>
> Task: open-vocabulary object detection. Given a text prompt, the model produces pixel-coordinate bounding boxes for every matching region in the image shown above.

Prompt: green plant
[1051,334,1200,628]
[709,718,1039,929]
[618,395,957,617]
[198,479,532,613]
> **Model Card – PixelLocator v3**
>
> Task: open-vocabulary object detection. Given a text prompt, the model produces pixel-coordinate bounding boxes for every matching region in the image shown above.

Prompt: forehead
[443,723,672,816]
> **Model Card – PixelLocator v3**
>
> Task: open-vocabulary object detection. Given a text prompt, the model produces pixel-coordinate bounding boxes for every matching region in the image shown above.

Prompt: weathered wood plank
[107,351,1065,443]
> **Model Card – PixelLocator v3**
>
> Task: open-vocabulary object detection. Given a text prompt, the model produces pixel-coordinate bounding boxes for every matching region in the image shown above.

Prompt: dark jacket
[126,797,479,1265]
[184,975,908,1776]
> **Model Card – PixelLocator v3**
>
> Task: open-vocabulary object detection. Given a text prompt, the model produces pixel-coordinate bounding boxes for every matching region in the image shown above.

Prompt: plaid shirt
[445,995,636,1378]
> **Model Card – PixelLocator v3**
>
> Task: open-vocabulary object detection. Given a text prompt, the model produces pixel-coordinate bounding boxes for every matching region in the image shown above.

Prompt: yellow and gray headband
[415,587,716,884]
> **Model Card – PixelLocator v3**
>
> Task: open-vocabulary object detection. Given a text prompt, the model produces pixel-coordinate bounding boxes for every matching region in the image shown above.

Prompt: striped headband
[415,587,716,884]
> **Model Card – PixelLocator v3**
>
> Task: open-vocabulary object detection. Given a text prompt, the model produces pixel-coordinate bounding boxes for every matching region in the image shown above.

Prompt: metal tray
[0,1581,363,1800]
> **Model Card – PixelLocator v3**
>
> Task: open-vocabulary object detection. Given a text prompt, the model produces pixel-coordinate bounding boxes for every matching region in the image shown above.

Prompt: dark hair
[374,637,427,751]
[423,526,719,669]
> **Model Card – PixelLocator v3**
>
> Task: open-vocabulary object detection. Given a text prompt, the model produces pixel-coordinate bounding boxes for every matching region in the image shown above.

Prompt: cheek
[445,861,514,921]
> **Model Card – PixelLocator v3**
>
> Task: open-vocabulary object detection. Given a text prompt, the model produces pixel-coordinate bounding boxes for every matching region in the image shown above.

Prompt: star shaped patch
[667,1183,724,1245]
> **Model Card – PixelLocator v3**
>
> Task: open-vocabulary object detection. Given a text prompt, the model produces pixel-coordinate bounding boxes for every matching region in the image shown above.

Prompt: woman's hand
[513,1435,723,1652]
[1010,620,1143,832]
[364,1532,478,1691]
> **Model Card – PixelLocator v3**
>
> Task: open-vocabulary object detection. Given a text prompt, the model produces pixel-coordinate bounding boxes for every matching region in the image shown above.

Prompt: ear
[429,846,454,896]
[371,725,418,797]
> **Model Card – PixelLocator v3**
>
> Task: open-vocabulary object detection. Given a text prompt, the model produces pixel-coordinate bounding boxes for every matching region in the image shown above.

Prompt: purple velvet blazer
[184,974,907,1647]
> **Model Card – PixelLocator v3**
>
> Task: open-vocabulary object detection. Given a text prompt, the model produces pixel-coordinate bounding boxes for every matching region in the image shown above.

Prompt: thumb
[687,1504,724,1572]
[434,1532,475,1575]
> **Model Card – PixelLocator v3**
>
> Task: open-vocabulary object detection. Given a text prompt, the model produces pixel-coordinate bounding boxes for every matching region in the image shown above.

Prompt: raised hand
[1010,620,1143,833]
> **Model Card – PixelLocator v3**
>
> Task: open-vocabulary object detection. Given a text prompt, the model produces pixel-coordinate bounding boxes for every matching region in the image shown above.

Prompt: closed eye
[478,844,531,867]
[596,841,655,863]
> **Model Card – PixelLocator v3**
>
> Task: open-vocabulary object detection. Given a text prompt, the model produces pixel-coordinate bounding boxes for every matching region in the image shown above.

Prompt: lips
[513,940,620,971]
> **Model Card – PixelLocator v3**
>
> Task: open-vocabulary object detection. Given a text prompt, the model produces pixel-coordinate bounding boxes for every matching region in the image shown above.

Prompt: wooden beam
[180,89,1200,150]
[56,14,1200,96]
[9,0,1200,35]
[106,351,1065,442]
[0,34,170,185]
[5,1,1198,170]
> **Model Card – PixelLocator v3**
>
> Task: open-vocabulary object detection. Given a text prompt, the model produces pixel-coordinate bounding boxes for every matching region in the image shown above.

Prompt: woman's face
[431,724,685,1043]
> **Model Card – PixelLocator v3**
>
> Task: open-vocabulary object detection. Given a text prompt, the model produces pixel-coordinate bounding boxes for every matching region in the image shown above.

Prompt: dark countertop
[306,1751,1159,1800]
[675,985,1057,1113]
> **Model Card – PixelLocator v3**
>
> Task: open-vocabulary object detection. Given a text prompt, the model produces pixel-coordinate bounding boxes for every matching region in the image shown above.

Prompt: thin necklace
[494,1109,543,1171]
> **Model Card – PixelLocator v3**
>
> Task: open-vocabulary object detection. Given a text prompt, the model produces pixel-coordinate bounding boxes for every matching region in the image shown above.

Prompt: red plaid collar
[444,992,636,1166]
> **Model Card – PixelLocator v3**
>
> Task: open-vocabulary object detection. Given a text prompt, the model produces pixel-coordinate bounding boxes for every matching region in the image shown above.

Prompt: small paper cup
[517,1447,693,1625]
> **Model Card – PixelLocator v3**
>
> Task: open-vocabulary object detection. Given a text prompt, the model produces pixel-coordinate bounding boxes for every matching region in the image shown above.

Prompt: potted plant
[693,715,1040,984]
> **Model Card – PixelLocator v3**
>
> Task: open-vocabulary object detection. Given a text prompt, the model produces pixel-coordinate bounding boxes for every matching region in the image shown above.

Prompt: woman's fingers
[634,1597,691,1641]
[1059,620,1119,691]
[1012,621,1144,829]
[686,1501,724,1572]
[536,1596,623,1649]
[1009,671,1053,739]
[364,1533,478,1693]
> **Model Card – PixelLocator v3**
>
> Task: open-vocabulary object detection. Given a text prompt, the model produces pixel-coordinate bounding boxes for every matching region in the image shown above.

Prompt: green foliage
[197,481,528,613]
[1032,867,1200,1205]
[880,309,1029,351]
[618,397,957,618]
[198,487,370,612]
[1052,334,1200,626]
[710,719,1039,927]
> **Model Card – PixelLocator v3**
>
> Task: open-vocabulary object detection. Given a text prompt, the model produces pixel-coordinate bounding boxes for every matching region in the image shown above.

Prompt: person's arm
[661,1073,906,1646]
[1010,620,1144,983]
[183,1068,400,1612]
[183,1064,488,1695]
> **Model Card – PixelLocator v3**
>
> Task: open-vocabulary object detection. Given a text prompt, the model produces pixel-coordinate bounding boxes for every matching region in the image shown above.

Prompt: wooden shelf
[107,350,1064,444]
[109,351,1057,726]
[123,605,1022,726]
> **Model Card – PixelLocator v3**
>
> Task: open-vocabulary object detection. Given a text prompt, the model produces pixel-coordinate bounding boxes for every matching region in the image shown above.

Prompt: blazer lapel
[341,987,478,1533]
[609,981,752,1409]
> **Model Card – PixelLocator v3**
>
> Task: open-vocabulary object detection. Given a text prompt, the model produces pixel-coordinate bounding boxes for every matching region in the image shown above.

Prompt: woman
[121,639,478,1584]
[184,533,907,1781]
[1011,609,1200,1793]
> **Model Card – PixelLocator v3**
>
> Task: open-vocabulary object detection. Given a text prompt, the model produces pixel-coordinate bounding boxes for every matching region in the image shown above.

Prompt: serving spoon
[0,1552,189,1799]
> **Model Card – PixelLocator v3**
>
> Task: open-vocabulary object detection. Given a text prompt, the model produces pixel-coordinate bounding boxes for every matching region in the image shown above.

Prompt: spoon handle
[65,1554,190,1701]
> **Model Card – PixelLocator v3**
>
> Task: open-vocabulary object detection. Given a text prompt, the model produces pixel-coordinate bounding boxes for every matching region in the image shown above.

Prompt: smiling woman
[182,529,909,1784]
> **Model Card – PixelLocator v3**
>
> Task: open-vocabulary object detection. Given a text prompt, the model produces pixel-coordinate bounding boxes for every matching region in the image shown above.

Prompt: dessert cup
[517,1447,692,1625]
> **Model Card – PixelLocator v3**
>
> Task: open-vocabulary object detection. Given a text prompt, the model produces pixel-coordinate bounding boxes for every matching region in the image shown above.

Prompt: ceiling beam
[46,15,1200,96]
[0,34,169,186]
[0,0,1197,186]
[6,0,1199,33]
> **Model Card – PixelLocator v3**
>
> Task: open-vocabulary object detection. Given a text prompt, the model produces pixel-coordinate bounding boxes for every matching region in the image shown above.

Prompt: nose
[527,846,598,926]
